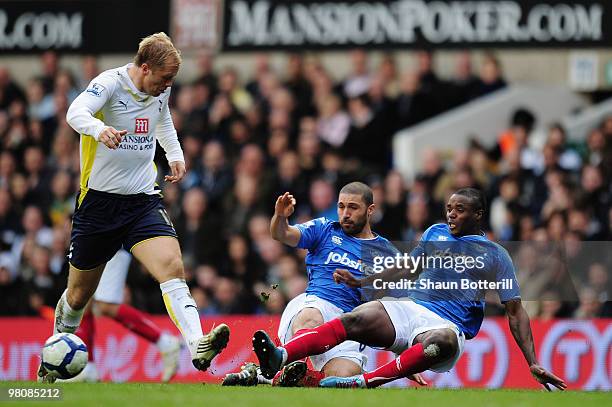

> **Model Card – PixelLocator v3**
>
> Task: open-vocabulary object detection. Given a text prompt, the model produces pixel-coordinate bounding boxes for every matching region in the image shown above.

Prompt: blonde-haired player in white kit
[38,33,230,382]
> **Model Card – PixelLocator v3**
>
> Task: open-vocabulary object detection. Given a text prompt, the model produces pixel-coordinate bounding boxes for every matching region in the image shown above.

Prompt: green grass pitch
[2,382,609,407]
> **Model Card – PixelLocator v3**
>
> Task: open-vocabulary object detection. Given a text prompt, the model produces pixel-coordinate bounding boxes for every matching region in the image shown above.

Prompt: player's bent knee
[340,311,368,338]
[154,255,184,281]
[296,318,321,331]
[66,289,90,311]
[422,329,458,360]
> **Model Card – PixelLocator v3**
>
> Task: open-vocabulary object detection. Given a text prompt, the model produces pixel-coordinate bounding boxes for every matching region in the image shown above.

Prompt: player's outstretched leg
[63,309,99,382]
[319,343,432,389]
[160,278,230,371]
[321,329,458,388]
[253,317,347,379]
[39,265,105,383]
[132,237,230,372]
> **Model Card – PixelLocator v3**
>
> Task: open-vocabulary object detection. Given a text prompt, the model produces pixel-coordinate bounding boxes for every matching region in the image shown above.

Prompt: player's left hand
[333,269,361,288]
[407,373,428,386]
[529,364,567,391]
[165,161,186,184]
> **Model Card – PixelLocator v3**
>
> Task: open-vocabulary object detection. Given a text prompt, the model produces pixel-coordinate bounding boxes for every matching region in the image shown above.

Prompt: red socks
[363,343,433,387]
[75,311,95,361]
[115,304,161,343]
[283,319,347,363]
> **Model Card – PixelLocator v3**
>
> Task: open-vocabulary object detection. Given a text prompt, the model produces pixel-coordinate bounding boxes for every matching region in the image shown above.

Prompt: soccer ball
[41,333,88,379]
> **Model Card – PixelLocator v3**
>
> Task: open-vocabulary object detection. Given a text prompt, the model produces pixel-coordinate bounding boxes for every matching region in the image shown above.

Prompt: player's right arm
[270,192,301,247]
[66,74,127,150]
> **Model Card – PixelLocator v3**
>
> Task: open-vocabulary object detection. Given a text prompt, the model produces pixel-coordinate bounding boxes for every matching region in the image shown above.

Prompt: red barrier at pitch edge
[0,317,610,389]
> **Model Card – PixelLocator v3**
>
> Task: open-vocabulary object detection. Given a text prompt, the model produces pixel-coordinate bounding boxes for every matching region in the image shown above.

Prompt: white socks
[160,278,203,358]
[54,290,84,334]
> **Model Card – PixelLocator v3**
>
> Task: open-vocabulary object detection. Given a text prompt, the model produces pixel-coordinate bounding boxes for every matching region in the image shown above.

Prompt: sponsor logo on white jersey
[134,118,149,134]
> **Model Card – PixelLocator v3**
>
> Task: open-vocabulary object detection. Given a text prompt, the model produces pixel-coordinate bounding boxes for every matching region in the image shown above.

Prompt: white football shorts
[379,298,465,373]
[278,293,367,372]
[93,249,132,304]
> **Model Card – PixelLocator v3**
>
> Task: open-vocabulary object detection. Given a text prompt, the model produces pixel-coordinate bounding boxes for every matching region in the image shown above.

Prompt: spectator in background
[49,227,69,275]
[580,164,610,230]
[48,127,77,173]
[316,93,350,148]
[372,170,406,240]
[284,53,314,119]
[212,277,242,314]
[195,49,217,96]
[402,196,430,242]
[416,148,445,198]
[218,67,253,114]
[48,170,74,227]
[23,145,52,209]
[451,51,479,106]
[415,50,443,103]
[0,188,20,250]
[209,92,240,141]
[175,187,224,268]
[190,141,233,210]
[489,176,523,240]
[487,108,540,169]
[587,263,610,305]
[546,123,583,172]
[191,286,218,316]
[0,253,29,315]
[78,55,99,90]
[343,49,371,98]
[175,84,203,138]
[245,53,272,101]
[574,286,605,318]
[296,117,322,179]
[343,93,390,173]
[226,233,264,284]
[0,67,26,110]
[13,206,53,269]
[474,53,507,98]
[272,151,308,208]
[38,50,59,95]
[224,175,263,235]
[368,74,397,130]
[537,291,564,321]
[309,178,337,221]
[0,151,16,189]
[377,53,399,98]
[396,69,437,129]
[235,144,274,206]
[25,245,62,307]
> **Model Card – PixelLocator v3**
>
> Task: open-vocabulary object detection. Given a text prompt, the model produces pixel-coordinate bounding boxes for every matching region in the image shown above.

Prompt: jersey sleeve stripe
[77,110,103,207]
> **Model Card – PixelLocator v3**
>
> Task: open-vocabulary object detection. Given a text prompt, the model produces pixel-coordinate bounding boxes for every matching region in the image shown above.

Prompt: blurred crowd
[0,48,610,320]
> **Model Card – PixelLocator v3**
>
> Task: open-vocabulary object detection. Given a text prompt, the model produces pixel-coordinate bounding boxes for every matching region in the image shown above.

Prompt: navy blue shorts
[69,189,177,270]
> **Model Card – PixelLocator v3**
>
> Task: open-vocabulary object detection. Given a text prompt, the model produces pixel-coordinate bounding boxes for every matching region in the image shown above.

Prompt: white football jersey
[66,64,184,201]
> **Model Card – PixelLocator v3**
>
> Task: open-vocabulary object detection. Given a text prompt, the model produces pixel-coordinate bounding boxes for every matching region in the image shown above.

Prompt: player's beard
[341,214,367,235]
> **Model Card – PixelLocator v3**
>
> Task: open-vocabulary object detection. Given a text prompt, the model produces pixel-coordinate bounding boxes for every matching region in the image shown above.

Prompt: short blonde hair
[134,32,182,70]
